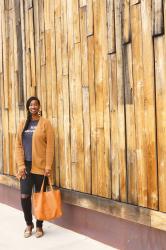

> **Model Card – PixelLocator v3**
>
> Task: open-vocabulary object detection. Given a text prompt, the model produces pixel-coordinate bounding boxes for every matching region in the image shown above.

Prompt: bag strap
[40,176,53,192]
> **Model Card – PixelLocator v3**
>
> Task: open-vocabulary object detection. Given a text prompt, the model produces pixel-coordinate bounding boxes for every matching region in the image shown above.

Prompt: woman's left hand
[44,169,51,177]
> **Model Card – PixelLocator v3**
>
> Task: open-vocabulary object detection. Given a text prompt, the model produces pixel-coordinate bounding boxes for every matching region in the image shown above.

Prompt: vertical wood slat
[61,0,68,76]
[93,0,103,129]
[14,0,24,106]
[131,3,147,207]
[114,0,127,202]
[87,0,93,36]
[20,0,26,107]
[50,0,58,184]
[24,0,32,98]
[122,0,131,44]
[141,0,158,210]
[29,7,36,87]
[55,5,65,187]
[33,0,41,100]
[108,53,119,200]
[83,87,91,193]
[66,0,76,187]
[152,0,164,36]
[73,0,80,44]
[2,0,9,108]
[45,30,52,119]
[102,1,111,198]
[39,0,46,117]
[44,0,52,119]
[80,6,88,87]
[123,44,137,205]
[62,75,71,189]
[107,0,116,54]
[88,36,97,195]
[154,36,166,212]
[73,42,84,192]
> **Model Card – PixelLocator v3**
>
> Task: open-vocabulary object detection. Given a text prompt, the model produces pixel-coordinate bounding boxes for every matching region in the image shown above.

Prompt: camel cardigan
[15,117,54,175]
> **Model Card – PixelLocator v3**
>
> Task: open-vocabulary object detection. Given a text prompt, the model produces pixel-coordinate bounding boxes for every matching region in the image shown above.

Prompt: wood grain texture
[0,0,166,220]
[131,3,147,207]
[154,36,166,212]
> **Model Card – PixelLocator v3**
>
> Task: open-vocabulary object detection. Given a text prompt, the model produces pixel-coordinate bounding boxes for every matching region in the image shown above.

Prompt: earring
[38,110,42,116]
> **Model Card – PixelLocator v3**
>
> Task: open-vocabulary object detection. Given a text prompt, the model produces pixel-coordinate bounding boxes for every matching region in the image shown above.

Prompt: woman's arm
[15,121,26,174]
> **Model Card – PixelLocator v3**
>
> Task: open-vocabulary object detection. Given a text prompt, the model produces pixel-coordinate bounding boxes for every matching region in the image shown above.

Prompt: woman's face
[29,100,40,115]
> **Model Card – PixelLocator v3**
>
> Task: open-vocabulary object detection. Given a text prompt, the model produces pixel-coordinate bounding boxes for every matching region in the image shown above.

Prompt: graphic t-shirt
[22,120,39,161]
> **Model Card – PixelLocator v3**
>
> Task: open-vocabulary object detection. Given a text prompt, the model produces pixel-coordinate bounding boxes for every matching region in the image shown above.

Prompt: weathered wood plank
[73,0,80,44]
[67,0,76,173]
[141,0,158,210]
[45,30,52,119]
[102,0,111,198]
[122,0,131,44]
[44,0,51,30]
[55,13,65,188]
[14,0,24,106]
[93,0,103,128]
[40,64,47,118]
[62,75,71,189]
[88,36,97,195]
[131,3,147,207]
[62,188,151,228]
[87,0,93,36]
[151,210,166,231]
[28,7,36,87]
[33,0,41,99]
[107,0,116,54]
[123,44,137,205]
[152,0,164,36]
[39,0,46,66]
[108,53,119,200]
[96,128,105,196]
[72,42,85,192]
[19,0,26,106]
[154,36,166,212]
[25,0,33,10]
[61,0,68,76]
[2,0,9,109]
[80,6,88,87]
[0,175,19,189]
[114,0,127,202]
[82,87,91,193]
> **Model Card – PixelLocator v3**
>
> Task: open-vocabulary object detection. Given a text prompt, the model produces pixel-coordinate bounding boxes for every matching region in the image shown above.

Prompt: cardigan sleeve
[45,120,55,170]
[15,121,26,171]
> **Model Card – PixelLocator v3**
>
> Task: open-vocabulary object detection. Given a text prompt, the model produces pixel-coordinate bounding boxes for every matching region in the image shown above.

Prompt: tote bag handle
[40,176,53,192]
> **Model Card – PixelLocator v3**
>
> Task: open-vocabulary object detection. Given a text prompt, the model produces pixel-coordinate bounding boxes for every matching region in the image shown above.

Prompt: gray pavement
[0,203,117,250]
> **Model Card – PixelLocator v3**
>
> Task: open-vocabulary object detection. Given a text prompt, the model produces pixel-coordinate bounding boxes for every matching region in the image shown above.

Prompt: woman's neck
[31,114,40,121]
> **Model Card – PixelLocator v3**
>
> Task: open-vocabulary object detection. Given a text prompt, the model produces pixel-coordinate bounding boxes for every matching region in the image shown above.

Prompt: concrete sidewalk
[0,203,117,250]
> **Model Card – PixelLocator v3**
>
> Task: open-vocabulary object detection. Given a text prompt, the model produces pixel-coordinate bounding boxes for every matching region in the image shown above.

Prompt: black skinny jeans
[20,161,48,228]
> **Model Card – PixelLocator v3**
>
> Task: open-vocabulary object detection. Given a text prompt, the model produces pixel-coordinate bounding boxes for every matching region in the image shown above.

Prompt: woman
[15,96,54,238]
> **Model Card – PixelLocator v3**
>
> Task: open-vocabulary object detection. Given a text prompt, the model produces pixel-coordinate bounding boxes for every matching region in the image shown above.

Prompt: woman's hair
[22,96,41,134]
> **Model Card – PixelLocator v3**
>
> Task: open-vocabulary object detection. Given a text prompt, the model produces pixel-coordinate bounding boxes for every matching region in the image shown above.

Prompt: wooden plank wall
[0,0,166,213]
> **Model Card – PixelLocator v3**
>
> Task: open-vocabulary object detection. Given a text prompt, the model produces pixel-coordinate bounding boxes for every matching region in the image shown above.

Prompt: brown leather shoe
[24,223,34,238]
[35,227,44,238]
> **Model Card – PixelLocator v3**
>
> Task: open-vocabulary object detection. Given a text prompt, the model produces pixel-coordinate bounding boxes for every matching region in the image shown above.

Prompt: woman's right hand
[17,168,26,180]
